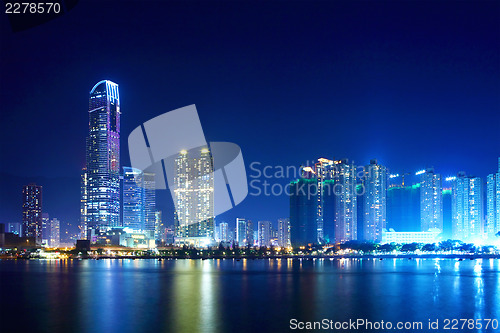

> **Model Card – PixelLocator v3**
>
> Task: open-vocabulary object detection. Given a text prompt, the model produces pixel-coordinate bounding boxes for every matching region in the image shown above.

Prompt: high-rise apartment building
[173,148,215,246]
[362,159,387,242]
[41,212,50,241]
[122,167,157,234]
[219,222,229,243]
[314,158,336,243]
[258,221,272,247]
[486,157,500,238]
[22,184,42,243]
[123,167,144,230]
[452,173,484,241]
[333,159,357,243]
[419,168,443,232]
[83,80,121,230]
[246,220,254,246]
[143,172,156,233]
[290,158,357,245]
[154,210,164,241]
[80,168,88,238]
[278,218,291,247]
[49,218,60,248]
[236,218,247,246]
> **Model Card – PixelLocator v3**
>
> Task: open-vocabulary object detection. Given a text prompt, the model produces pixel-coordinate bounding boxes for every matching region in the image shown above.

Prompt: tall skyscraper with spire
[82,80,121,232]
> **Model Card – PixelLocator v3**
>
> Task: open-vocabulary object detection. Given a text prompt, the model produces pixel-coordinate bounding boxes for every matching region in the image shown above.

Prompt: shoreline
[2,254,500,260]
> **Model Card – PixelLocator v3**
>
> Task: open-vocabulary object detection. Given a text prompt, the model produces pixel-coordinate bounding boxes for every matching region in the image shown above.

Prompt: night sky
[1,1,499,230]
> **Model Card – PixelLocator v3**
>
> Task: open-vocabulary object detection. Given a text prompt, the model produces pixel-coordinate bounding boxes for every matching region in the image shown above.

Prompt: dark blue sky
[0,1,499,228]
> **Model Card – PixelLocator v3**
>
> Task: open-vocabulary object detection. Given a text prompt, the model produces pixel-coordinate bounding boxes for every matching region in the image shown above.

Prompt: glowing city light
[445,176,456,181]
[389,174,399,178]
[415,170,426,175]
[302,166,316,174]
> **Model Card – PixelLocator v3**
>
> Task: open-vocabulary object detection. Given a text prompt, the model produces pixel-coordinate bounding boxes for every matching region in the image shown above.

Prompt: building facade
[452,173,484,241]
[362,159,387,242]
[442,188,453,240]
[333,159,357,243]
[387,183,421,232]
[49,218,60,248]
[246,220,254,246]
[277,218,291,247]
[419,168,443,232]
[486,157,500,238]
[219,222,228,243]
[314,158,336,243]
[236,218,247,246]
[258,221,272,247]
[290,178,318,246]
[122,167,157,234]
[143,172,156,233]
[83,80,121,230]
[173,148,215,246]
[122,167,144,230]
[382,228,441,244]
[22,183,43,243]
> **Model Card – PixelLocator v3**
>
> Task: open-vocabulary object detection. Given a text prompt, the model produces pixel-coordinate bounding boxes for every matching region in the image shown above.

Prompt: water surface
[1,258,499,333]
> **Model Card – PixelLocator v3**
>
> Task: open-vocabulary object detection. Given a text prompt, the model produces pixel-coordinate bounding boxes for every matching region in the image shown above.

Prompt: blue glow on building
[82,80,121,231]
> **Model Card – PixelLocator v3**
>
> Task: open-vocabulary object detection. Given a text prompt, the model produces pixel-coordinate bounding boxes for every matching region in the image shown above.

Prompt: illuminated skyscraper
[174,148,215,246]
[122,167,144,230]
[122,167,156,233]
[333,159,357,243]
[154,210,164,241]
[236,218,247,245]
[219,222,229,242]
[314,158,336,243]
[22,183,42,244]
[419,168,443,232]
[290,158,357,245]
[83,80,121,230]
[278,218,291,247]
[143,172,156,233]
[362,159,387,242]
[486,158,500,238]
[290,178,318,246]
[258,221,272,247]
[246,220,254,246]
[452,172,484,241]
[42,212,50,241]
[49,218,60,248]
[80,168,88,238]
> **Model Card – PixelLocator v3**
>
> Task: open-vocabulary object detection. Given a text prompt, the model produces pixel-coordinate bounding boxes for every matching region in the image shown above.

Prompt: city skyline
[8,133,500,246]
[1,2,499,333]
[1,1,498,232]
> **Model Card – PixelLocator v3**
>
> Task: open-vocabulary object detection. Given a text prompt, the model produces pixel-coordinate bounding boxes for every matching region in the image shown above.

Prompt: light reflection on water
[1,258,499,333]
